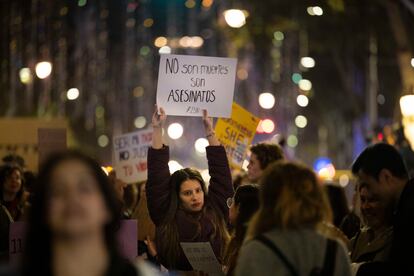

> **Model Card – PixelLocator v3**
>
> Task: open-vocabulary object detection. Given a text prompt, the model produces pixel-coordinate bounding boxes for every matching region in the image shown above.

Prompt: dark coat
[357,179,414,276]
[146,145,233,271]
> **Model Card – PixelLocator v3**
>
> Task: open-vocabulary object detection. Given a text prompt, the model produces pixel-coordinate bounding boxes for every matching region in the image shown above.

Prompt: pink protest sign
[117,219,138,260]
[113,129,152,184]
[9,220,137,261]
[9,221,26,263]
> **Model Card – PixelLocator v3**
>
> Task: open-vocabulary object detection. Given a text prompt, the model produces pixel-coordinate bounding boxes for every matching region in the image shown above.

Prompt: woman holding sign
[147,106,233,271]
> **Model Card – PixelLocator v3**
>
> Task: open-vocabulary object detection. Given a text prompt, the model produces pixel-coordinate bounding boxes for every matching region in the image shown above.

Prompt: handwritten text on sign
[156,54,237,118]
[181,242,224,276]
[113,129,152,184]
[215,103,260,169]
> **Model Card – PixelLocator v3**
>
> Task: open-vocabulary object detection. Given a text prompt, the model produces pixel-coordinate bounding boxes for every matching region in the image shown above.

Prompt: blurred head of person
[323,184,350,227]
[158,168,228,268]
[359,184,393,230]
[232,171,249,191]
[248,161,332,237]
[352,143,409,208]
[0,165,24,202]
[228,185,260,227]
[225,185,260,275]
[22,151,122,275]
[247,143,284,183]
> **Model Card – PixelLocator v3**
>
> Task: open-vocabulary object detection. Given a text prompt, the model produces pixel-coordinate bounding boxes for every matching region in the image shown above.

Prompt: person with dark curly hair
[247,143,284,183]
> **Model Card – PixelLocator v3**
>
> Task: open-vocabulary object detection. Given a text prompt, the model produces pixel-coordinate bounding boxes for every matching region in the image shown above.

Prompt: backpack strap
[255,235,299,276]
[321,239,337,276]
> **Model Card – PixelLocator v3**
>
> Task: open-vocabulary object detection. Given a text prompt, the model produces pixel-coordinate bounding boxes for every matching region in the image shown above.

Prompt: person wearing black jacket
[352,143,414,275]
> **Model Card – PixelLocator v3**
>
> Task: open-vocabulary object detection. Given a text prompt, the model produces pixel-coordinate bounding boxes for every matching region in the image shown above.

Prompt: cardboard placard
[38,128,67,167]
[180,242,224,276]
[113,129,152,184]
[156,54,237,118]
[215,103,260,169]
[118,219,138,260]
[9,221,25,263]
[9,220,137,261]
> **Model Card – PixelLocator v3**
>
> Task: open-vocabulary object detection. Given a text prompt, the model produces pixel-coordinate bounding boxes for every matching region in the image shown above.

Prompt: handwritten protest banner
[156,54,237,118]
[215,103,260,169]
[113,129,152,184]
[181,242,224,276]
[9,220,137,261]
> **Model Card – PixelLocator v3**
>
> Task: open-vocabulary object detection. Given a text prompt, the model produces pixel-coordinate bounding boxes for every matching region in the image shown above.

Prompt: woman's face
[360,187,391,229]
[48,160,110,238]
[3,169,22,196]
[179,179,204,212]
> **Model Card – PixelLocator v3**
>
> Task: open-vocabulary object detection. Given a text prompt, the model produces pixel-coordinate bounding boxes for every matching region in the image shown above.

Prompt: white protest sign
[113,129,152,183]
[180,242,224,276]
[156,54,237,118]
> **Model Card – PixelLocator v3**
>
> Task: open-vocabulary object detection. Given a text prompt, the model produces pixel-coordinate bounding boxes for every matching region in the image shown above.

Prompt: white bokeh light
[307,7,315,15]
[261,119,275,133]
[66,88,80,100]
[19,68,32,84]
[297,95,309,107]
[134,116,147,129]
[298,79,312,91]
[98,135,109,147]
[295,115,308,128]
[168,160,183,174]
[159,46,172,54]
[168,123,184,140]
[300,57,315,68]
[195,138,209,153]
[223,9,246,28]
[35,61,52,79]
[191,36,204,48]
[313,6,323,16]
[258,92,275,109]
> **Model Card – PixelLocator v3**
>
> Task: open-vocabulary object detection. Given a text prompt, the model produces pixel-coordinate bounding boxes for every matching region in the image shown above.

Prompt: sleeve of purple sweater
[146,146,171,226]
[206,145,234,222]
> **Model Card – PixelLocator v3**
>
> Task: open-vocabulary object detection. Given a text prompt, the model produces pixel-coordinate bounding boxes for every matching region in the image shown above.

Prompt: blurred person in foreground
[246,143,284,184]
[352,143,413,275]
[0,151,158,276]
[223,184,260,276]
[235,161,351,276]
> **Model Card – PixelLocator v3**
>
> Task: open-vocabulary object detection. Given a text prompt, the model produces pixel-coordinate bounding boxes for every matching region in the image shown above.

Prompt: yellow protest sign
[215,102,260,169]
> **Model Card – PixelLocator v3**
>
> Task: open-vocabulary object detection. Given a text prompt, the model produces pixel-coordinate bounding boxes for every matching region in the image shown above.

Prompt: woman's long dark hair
[224,185,259,276]
[157,168,229,269]
[21,151,123,276]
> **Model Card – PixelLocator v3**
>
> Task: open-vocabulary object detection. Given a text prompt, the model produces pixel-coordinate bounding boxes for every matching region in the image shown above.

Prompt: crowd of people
[0,106,412,276]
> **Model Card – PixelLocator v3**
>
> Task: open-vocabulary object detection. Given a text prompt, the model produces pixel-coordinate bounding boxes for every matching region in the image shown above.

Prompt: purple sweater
[146,145,233,270]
